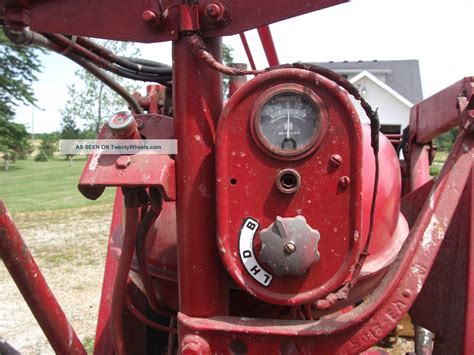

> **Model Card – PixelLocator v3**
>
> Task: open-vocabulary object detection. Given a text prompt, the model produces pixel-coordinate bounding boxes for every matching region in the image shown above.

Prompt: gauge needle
[286,109,290,139]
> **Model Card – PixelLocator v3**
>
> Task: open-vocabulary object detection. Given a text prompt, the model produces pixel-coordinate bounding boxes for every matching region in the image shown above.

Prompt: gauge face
[254,88,324,158]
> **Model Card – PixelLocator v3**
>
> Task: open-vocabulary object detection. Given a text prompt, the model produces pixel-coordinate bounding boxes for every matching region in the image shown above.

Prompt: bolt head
[142,10,156,22]
[338,176,350,188]
[116,156,131,169]
[206,4,220,17]
[283,242,296,255]
[329,154,343,167]
[205,2,228,23]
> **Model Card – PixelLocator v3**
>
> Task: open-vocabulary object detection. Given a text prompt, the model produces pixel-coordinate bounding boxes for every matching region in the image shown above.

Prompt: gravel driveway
[0,205,112,354]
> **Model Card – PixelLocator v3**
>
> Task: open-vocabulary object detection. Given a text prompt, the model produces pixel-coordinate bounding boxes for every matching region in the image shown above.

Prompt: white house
[314,60,424,135]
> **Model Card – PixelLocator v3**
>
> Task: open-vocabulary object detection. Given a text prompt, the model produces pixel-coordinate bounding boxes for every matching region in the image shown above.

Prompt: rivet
[402,289,411,298]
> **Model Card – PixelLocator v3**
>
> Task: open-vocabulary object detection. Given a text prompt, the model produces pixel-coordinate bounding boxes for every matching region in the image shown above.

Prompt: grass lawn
[0,157,115,213]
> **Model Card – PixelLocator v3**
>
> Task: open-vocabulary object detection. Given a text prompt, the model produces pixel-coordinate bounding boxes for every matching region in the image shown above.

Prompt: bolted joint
[141,9,163,28]
[115,156,131,170]
[204,2,229,24]
[181,335,211,355]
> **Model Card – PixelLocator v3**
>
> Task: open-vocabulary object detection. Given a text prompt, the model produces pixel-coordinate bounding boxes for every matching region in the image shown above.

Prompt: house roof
[350,71,413,107]
[311,60,423,103]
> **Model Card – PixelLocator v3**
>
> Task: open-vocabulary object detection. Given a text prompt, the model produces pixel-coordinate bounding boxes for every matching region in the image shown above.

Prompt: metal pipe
[173,34,228,316]
[110,189,141,355]
[257,25,280,66]
[239,32,257,71]
[0,201,86,354]
[135,189,175,317]
[415,326,434,355]
[167,317,177,355]
[124,296,177,334]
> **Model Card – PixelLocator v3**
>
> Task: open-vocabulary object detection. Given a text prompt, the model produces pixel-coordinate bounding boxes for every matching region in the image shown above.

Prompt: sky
[12,0,474,133]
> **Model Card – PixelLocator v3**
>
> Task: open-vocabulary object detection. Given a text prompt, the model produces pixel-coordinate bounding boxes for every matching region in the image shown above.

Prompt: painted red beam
[410,76,474,144]
[93,189,123,355]
[173,36,228,317]
[257,26,280,66]
[0,0,348,43]
[239,32,257,71]
[0,201,86,354]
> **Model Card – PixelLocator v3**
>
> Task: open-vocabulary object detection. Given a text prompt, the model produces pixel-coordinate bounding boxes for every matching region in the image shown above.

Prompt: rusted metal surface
[173,35,228,317]
[0,0,348,43]
[0,202,86,354]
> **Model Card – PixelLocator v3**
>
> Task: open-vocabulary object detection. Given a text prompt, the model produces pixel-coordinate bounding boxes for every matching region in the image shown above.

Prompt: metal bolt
[402,289,411,298]
[206,3,220,18]
[205,2,227,23]
[329,154,343,167]
[116,156,131,169]
[283,242,296,255]
[181,336,210,355]
[142,10,161,27]
[338,176,350,188]
[142,10,156,22]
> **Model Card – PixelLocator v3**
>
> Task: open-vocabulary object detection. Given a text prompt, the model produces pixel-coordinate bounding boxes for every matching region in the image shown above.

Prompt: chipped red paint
[0,1,473,354]
[0,202,86,354]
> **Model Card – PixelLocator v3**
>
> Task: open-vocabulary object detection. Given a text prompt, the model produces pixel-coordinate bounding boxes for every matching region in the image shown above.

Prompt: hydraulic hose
[3,27,144,114]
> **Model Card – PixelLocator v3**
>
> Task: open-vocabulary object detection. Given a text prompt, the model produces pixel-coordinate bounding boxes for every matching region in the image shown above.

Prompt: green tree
[61,40,140,136]
[1,28,43,169]
[0,29,43,119]
[0,117,32,169]
[60,100,82,160]
[39,132,59,157]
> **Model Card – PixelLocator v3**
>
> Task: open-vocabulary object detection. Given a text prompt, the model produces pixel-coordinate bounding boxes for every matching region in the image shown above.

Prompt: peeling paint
[411,265,424,293]
[198,184,212,199]
[421,214,448,251]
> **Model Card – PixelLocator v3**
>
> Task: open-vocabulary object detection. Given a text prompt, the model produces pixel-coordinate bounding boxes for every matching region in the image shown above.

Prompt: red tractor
[0,1,472,354]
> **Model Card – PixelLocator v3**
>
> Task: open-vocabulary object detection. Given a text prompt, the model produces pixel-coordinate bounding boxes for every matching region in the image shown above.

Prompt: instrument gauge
[252,85,327,159]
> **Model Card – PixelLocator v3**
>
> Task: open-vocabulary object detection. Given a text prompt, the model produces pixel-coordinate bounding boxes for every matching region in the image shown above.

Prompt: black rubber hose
[3,28,144,114]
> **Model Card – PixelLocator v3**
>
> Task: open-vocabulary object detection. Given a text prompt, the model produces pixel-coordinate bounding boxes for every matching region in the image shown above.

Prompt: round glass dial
[257,92,320,155]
